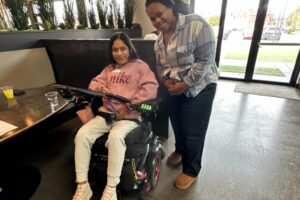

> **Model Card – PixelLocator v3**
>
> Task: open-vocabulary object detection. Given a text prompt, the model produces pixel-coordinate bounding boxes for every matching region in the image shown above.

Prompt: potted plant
[63,0,75,29]
[107,2,114,29]
[116,7,124,29]
[37,0,57,30]
[124,0,135,29]
[76,0,88,29]
[97,0,107,29]
[26,0,39,29]
[88,0,99,29]
[4,0,28,30]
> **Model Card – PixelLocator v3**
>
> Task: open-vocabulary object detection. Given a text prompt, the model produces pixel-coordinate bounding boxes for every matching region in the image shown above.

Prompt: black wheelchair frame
[57,85,165,200]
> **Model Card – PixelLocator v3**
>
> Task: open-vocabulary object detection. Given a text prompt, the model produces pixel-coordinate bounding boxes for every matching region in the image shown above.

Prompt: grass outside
[220,65,285,76]
[224,46,298,62]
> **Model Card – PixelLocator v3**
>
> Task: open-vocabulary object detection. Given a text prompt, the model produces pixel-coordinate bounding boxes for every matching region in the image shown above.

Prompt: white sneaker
[101,186,117,200]
[72,182,93,200]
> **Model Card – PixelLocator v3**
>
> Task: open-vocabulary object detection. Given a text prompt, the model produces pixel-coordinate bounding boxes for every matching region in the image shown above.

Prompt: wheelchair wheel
[147,152,162,189]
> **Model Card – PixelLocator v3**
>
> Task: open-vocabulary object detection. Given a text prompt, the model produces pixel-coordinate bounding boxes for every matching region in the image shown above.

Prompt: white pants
[74,116,138,186]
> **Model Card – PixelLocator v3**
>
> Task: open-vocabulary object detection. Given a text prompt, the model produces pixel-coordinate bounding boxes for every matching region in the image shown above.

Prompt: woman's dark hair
[108,32,138,63]
[145,0,178,16]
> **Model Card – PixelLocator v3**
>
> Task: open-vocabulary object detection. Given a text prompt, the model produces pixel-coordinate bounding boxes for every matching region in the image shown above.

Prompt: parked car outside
[262,28,281,41]
[242,28,253,40]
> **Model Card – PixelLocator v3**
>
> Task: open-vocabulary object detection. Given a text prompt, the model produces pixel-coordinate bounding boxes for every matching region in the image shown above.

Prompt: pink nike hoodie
[89,59,159,119]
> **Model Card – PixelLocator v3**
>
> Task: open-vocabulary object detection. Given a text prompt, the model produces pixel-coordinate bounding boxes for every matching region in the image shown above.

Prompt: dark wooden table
[0,86,69,143]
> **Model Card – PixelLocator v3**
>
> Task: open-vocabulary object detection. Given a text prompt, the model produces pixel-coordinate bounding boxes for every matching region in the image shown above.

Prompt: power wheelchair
[57,85,165,200]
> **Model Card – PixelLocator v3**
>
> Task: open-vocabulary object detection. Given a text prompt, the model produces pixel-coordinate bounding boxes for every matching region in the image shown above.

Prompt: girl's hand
[102,86,111,93]
[99,106,108,112]
[116,104,131,120]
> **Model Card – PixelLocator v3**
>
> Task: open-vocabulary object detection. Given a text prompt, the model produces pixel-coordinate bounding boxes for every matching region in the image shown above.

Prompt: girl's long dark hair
[108,32,138,63]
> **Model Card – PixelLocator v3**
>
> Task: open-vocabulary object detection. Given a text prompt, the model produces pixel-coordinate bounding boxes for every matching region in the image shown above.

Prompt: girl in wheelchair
[72,32,159,200]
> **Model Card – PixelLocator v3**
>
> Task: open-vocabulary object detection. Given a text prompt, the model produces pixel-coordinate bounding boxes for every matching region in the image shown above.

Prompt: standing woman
[145,0,219,190]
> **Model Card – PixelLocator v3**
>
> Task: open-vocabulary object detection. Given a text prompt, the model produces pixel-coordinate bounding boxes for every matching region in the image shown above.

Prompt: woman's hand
[163,79,176,91]
[164,80,188,95]
[116,104,131,120]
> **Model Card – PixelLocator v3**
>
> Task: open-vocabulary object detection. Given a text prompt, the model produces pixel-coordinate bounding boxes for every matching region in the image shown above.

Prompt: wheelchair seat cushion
[91,124,150,158]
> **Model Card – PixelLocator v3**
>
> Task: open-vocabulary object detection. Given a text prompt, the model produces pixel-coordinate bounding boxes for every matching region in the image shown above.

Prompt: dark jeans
[166,83,217,177]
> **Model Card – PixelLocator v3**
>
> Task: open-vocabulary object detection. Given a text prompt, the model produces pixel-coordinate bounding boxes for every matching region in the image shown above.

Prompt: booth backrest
[42,39,157,88]
[0,48,56,89]
[0,30,142,89]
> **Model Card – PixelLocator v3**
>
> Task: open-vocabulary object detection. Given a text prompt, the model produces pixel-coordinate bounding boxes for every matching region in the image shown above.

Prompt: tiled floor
[2,80,300,200]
